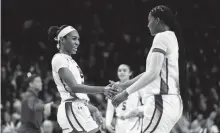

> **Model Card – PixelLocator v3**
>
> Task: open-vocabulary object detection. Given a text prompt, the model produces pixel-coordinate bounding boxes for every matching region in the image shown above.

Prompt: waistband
[64,98,88,105]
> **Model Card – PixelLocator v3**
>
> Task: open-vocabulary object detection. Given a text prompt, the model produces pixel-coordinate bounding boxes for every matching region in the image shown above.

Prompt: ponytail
[47,25,68,50]
[173,19,190,118]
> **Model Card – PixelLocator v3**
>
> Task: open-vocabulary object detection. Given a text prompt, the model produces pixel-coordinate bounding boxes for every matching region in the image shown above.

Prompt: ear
[29,82,32,88]
[129,71,133,77]
[156,18,160,24]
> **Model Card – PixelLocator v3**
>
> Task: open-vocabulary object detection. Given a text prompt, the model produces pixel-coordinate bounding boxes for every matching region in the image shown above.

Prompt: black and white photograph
[1,0,220,133]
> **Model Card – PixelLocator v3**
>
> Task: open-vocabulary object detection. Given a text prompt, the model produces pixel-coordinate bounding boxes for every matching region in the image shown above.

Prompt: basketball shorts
[57,100,98,133]
[115,117,143,133]
[142,95,183,133]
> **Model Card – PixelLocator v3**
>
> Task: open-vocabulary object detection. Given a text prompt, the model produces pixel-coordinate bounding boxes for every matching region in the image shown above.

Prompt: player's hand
[44,102,53,117]
[109,80,124,91]
[93,109,104,127]
[104,86,118,100]
[123,108,144,119]
[112,91,128,107]
[106,125,115,133]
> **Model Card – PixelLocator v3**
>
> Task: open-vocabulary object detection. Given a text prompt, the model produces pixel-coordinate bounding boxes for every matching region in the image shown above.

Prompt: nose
[75,40,80,47]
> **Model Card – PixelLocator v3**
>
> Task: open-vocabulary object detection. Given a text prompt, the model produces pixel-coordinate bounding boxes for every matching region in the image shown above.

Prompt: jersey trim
[150,95,163,132]
[142,95,163,133]
[65,102,86,132]
[160,58,169,94]
[143,104,156,132]
[152,48,166,55]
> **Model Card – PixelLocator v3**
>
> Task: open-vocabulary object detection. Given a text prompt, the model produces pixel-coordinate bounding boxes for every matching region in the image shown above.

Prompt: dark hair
[47,25,68,48]
[27,74,40,84]
[150,5,190,116]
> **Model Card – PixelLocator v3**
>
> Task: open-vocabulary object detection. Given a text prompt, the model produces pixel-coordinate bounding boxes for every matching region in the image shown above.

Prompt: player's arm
[106,99,115,133]
[105,99,115,126]
[115,73,145,90]
[52,55,113,94]
[87,103,99,113]
[125,51,164,95]
[58,68,106,94]
[27,97,52,112]
[125,34,168,95]
[122,105,144,119]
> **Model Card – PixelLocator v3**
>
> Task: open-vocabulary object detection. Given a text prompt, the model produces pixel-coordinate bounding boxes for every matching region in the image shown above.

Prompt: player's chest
[67,59,84,80]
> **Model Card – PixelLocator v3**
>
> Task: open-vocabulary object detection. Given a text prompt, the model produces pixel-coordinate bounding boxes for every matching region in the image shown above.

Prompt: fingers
[109,80,116,84]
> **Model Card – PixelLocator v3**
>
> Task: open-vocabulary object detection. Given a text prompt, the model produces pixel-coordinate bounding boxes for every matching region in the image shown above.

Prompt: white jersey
[115,92,142,117]
[106,91,142,133]
[51,53,89,102]
[140,31,179,100]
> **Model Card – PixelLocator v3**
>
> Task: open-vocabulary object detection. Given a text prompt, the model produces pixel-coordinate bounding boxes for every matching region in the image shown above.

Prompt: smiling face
[61,30,80,55]
[117,64,132,82]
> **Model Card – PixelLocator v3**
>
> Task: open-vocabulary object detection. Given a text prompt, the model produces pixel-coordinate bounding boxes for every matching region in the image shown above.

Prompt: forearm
[106,100,114,126]
[34,103,45,111]
[126,53,164,95]
[120,73,144,89]
[69,84,105,94]
[126,70,159,94]
[87,103,98,113]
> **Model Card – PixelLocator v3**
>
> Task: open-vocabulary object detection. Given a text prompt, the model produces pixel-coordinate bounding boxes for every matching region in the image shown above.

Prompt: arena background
[2,0,220,132]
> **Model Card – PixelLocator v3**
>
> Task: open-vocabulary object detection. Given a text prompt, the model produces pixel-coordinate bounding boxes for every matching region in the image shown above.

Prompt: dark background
[2,0,220,132]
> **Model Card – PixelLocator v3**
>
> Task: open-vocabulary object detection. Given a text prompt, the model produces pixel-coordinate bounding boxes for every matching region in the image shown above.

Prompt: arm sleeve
[126,52,164,94]
[152,33,168,55]
[105,99,115,126]
[27,97,44,111]
[52,55,69,73]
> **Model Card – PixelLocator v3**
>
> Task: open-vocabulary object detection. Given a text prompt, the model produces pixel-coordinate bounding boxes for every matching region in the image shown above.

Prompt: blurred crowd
[2,0,220,133]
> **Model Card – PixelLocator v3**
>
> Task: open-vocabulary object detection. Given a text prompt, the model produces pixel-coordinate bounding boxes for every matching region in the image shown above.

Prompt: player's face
[64,30,80,55]
[148,13,158,36]
[30,77,42,91]
[117,65,131,81]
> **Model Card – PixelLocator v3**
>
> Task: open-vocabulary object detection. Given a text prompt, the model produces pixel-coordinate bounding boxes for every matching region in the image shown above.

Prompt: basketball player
[106,64,143,133]
[48,25,117,133]
[111,5,188,133]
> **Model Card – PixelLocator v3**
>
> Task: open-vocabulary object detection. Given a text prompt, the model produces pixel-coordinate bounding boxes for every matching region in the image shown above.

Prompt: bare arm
[112,73,144,90]
[105,99,115,126]
[87,103,98,113]
[59,67,106,94]
[126,52,164,95]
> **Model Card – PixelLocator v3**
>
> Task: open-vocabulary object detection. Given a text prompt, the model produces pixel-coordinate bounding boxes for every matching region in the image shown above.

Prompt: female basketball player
[48,25,117,133]
[106,64,143,133]
[112,5,188,133]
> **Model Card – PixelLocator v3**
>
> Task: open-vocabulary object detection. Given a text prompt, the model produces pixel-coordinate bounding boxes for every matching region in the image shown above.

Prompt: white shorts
[142,95,183,133]
[57,100,98,133]
[115,117,143,133]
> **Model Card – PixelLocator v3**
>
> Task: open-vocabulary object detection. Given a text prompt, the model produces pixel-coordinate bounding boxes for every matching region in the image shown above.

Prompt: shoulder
[51,53,69,68]
[153,31,172,42]
[22,92,35,102]
[52,53,65,63]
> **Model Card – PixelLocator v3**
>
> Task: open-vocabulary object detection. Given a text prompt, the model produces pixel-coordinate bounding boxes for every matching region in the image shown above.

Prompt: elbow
[67,84,79,93]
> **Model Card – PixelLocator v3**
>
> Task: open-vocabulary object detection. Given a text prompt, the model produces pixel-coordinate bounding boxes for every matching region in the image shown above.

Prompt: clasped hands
[104,80,129,107]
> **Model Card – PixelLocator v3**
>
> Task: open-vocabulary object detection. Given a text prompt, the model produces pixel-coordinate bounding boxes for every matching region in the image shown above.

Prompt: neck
[28,88,39,96]
[59,48,71,56]
[120,79,129,83]
[159,25,170,33]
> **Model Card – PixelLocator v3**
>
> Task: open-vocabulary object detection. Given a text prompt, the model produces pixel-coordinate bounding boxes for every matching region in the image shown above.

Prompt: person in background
[17,74,53,133]
[106,64,143,133]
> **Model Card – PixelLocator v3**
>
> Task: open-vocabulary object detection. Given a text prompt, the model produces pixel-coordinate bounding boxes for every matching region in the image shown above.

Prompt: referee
[17,74,53,133]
